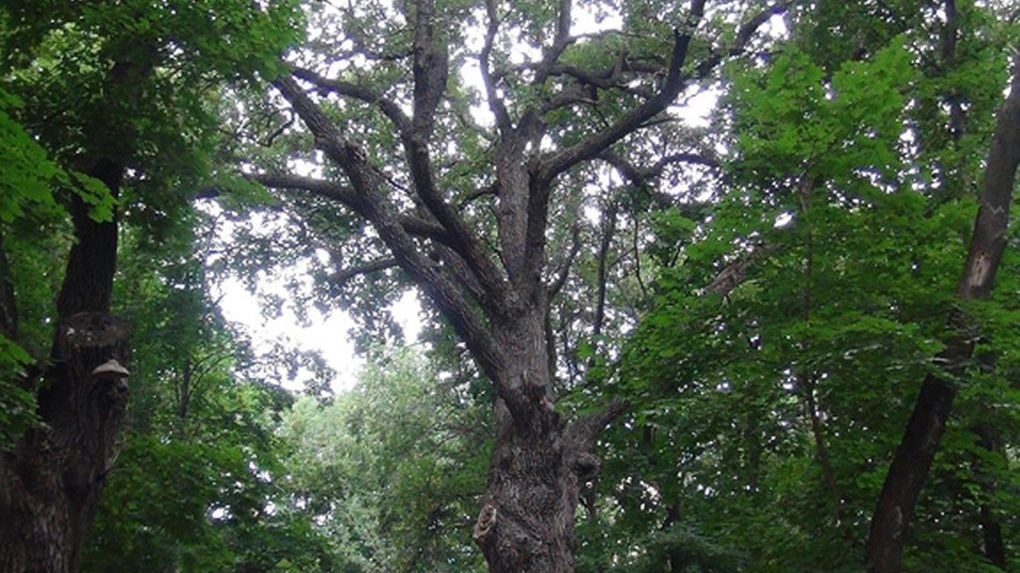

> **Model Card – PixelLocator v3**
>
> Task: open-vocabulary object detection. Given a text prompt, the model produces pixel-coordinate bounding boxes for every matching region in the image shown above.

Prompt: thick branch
[564,399,628,452]
[290,66,409,133]
[955,50,1019,299]
[479,0,511,132]
[531,0,574,86]
[402,0,520,319]
[250,172,452,246]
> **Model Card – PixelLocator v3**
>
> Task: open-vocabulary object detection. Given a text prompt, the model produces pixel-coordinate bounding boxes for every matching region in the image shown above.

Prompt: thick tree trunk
[0,313,129,572]
[472,311,621,573]
[0,159,128,573]
[475,398,622,573]
[865,53,1019,573]
[475,411,577,572]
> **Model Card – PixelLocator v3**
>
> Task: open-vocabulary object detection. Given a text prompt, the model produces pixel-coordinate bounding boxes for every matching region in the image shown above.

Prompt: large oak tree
[249,0,783,570]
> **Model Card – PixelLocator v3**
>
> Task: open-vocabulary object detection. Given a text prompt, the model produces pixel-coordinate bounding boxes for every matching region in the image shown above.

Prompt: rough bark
[865,52,1019,573]
[0,157,128,572]
[0,314,129,573]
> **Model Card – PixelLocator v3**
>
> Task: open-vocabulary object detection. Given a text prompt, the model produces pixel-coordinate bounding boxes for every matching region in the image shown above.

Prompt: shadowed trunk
[472,309,622,573]
[0,159,129,573]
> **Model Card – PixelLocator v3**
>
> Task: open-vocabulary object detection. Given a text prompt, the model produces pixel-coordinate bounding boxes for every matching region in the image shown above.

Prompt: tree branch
[537,0,708,187]
[332,258,399,287]
[265,78,509,382]
[600,150,720,187]
[479,0,511,132]
[403,0,520,319]
[538,0,785,186]
[548,224,581,300]
[564,399,628,451]
[269,76,512,317]
[249,172,452,246]
[289,65,409,133]
[532,0,575,86]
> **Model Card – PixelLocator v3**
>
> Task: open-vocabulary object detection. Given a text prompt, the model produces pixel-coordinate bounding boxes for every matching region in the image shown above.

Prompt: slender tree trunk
[0,160,129,573]
[865,53,1019,573]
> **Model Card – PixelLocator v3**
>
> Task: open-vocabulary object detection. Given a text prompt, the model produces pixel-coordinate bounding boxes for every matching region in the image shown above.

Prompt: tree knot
[572,451,602,482]
[472,503,498,544]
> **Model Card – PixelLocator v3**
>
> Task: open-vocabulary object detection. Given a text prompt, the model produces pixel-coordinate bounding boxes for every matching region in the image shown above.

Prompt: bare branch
[694,1,790,77]
[458,183,498,210]
[532,0,575,86]
[288,61,513,320]
[400,0,522,320]
[480,0,511,132]
[250,172,453,246]
[538,0,786,186]
[549,224,581,300]
[600,150,719,187]
[537,0,707,186]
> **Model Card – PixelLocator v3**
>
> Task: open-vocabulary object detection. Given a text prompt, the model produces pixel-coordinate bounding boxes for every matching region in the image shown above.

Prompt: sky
[216,275,422,393]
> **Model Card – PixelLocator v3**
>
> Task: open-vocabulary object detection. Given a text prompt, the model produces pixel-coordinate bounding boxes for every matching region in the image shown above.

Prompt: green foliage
[84,204,334,572]
[277,348,490,572]
[582,3,1019,570]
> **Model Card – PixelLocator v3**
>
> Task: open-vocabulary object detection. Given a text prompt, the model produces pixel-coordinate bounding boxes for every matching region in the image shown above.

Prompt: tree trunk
[0,313,129,572]
[865,52,1019,573]
[973,423,1007,569]
[473,310,622,573]
[0,159,128,573]
[475,395,623,573]
[475,409,577,573]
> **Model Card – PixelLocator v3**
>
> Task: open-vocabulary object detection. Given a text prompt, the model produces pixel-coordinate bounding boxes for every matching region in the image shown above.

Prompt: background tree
[586,0,1018,571]
[277,347,490,572]
[0,1,300,569]
[80,208,334,573]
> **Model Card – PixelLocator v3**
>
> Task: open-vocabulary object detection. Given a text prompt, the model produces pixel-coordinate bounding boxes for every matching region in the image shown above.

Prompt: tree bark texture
[865,52,1019,573]
[0,314,129,573]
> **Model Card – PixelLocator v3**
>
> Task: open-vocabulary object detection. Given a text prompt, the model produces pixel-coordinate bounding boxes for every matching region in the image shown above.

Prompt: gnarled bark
[0,154,129,572]
[0,314,129,573]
